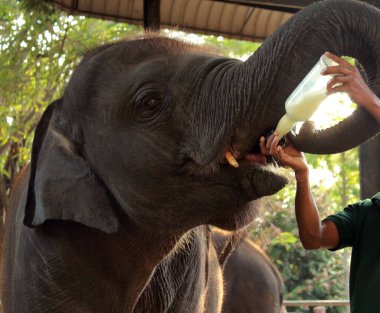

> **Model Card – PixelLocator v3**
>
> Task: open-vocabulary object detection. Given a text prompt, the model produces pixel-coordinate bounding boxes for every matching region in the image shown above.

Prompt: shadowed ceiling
[52,0,317,41]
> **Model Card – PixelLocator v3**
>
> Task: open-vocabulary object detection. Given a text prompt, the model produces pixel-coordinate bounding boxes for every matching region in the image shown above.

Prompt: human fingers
[326,75,352,94]
[277,146,289,163]
[265,132,277,150]
[324,51,352,68]
[322,65,353,76]
[278,146,308,171]
[269,135,280,156]
[275,146,293,168]
[283,145,303,157]
[259,136,269,154]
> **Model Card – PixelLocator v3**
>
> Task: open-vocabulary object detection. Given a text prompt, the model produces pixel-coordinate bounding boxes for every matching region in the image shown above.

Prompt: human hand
[322,52,380,111]
[259,132,309,176]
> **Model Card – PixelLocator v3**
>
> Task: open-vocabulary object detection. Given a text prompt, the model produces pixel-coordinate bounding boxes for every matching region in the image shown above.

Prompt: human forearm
[294,170,323,250]
[260,134,323,248]
[261,134,339,250]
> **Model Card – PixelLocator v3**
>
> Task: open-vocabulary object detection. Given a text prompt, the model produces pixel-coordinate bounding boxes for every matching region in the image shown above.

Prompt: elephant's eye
[134,85,165,121]
[145,98,161,109]
[135,95,164,122]
[139,96,163,114]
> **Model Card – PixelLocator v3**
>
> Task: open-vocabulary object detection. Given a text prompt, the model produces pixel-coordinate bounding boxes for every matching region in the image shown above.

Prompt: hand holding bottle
[322,52,380,123]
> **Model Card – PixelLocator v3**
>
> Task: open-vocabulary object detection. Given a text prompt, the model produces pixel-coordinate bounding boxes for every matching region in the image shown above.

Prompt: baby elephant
[212,229,285,313]
[1,36,286,313]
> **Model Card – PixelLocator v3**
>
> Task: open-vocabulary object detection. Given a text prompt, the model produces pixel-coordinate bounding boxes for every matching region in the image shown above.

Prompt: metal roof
[52,0,319,41]
[45,0,380,41]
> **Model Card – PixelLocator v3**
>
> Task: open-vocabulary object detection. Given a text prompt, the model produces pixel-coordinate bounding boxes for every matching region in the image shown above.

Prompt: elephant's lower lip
[245,153,268,165]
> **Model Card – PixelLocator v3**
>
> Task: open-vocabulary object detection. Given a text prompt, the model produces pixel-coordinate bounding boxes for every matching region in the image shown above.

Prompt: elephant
[211,229,285,313]
[2,0,380,312]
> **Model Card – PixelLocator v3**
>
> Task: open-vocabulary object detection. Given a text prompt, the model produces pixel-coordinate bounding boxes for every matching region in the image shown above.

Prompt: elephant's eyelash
[133,83,166,105]
[135,91,164,105]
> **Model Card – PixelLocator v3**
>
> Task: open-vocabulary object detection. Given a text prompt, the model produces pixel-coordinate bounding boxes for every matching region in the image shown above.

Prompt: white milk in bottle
[275,54,338,137]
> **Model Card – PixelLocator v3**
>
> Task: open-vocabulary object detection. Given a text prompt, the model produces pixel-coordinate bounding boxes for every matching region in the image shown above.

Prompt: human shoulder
[323,194,379,250]
[371,192,380,208]
[371,191,380,199]
[342,193,380,220]
[354,192,380,209]
[324,197,373,234]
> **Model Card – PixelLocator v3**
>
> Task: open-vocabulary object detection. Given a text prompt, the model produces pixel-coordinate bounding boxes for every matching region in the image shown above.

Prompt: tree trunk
[359,134,380,198]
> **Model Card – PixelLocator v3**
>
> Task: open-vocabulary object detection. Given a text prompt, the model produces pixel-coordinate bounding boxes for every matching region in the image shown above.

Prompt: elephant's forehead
[81,37,211,67]
[126,54,218,78]
[67,38,222,99]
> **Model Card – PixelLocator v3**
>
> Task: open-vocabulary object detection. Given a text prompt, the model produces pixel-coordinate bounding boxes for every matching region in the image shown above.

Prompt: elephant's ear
[24,99,119,233]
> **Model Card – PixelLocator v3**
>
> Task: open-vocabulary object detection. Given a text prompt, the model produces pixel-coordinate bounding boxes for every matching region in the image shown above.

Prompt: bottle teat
[275,115,298,138]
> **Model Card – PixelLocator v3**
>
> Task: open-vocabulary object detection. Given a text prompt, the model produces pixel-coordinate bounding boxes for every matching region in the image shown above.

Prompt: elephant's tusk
[225,150,239,168]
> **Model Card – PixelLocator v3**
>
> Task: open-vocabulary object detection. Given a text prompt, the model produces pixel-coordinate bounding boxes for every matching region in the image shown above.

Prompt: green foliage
[19,0,56,15]
[162,29,261,60]
[202,36,261,59]
[0,0,142,182]
[267,204,346,312]
[271,231,298,246]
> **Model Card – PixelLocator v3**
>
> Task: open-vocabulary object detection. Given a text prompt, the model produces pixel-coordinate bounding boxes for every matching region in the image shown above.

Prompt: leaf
[272,231,298,245]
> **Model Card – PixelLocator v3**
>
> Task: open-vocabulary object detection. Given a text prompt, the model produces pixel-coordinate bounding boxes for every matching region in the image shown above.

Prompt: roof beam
[209,0,318,13]
[144,0,161,30]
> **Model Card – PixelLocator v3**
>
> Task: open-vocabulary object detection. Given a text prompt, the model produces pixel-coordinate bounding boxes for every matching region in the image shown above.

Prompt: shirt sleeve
[323,203,360,251]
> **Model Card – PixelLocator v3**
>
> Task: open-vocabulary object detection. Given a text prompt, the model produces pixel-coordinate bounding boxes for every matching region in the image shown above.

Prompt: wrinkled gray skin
[212,230,284,313]
[2,1,380,312]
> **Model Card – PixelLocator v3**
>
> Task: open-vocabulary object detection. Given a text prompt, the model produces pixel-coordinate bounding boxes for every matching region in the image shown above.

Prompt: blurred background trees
[1,1,357,311]
[0,0,141,195]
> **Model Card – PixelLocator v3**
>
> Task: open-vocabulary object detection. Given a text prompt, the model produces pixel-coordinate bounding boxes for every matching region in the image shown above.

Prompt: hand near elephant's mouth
[223,136,272,168]
[224,147,272,167]
[223,150,268,168]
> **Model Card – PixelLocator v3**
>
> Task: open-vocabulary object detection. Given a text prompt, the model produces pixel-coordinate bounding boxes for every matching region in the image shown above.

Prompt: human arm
[260,134,339,250]
[322,51,380,123]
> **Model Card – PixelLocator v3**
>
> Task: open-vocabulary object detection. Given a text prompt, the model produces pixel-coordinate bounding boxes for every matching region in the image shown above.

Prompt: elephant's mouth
[222,149,268,168]
[185,130,272,177]
[218,126,272,169]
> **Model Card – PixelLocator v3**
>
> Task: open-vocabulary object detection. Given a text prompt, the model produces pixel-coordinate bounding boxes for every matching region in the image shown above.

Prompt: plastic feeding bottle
[275,54,338,137]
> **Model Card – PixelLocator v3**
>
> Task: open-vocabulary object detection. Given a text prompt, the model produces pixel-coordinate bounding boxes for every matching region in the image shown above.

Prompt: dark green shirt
[324,192,380,313]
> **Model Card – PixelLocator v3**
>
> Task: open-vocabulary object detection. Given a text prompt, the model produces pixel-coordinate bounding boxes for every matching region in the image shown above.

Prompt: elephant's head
[24,0,380,235]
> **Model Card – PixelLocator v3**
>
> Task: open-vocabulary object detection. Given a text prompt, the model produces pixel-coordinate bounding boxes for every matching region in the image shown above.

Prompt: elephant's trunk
[234,0,380,155]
